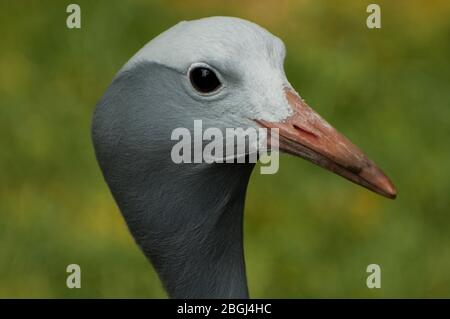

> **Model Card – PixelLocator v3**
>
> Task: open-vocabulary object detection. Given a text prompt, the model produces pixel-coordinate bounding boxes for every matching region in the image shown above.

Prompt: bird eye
[189,66,222,94]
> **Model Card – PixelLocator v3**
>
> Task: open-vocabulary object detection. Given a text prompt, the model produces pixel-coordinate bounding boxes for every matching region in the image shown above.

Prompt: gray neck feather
[104,161,253,298]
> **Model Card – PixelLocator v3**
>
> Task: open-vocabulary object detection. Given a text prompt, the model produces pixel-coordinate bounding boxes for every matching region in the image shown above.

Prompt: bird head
[94,16,395,199]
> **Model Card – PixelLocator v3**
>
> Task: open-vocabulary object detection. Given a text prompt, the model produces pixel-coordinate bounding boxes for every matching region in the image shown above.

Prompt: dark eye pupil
[189,67,221,93]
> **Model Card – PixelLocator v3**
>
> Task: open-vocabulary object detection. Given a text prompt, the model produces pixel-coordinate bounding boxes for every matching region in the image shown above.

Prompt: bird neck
[114,162,254,298]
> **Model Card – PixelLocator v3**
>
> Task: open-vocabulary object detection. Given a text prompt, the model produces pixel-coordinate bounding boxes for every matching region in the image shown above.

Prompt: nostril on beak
[292,124,318,139]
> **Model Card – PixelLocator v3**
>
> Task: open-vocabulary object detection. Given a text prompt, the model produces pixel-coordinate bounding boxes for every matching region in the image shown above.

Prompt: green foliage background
[0,0,449,297]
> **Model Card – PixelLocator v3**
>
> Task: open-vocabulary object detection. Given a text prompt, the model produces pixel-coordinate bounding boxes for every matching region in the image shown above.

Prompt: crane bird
[92,16,396,298]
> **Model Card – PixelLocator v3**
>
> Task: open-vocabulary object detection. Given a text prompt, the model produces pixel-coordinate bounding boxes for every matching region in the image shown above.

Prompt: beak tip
[360,165,397,200]
[376,174,397,199]
[385,189,397,200]
[384,182,397,200]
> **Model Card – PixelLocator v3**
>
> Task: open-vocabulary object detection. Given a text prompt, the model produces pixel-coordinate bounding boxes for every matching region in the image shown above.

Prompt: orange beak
[257,87,397,199]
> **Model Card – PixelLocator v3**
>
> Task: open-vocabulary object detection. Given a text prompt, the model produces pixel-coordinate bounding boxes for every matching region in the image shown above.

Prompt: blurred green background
[1,0,449,298]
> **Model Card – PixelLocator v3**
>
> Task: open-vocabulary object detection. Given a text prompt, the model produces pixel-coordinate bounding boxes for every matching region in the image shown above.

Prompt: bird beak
[257,87,397,199]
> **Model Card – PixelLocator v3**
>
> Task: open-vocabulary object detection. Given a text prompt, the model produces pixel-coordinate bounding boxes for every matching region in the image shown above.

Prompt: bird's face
[121,16,396,198]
